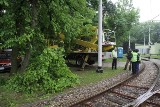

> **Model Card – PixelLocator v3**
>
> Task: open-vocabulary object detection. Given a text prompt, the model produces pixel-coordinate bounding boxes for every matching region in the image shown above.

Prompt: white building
[135,43,160,54]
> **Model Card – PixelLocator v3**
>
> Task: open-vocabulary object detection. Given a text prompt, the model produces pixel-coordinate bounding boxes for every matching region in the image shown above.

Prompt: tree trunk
[11,1,24,74]
[10,47,18,74]
[19,48,31,72]
[20,0,38,72]
[31,0,38,28]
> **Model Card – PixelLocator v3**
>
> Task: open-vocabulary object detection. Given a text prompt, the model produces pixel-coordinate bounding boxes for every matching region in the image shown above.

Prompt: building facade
[135,43,160,54]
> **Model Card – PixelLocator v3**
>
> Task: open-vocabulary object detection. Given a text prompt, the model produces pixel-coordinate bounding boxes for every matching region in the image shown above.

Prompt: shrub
[6,48,79,93]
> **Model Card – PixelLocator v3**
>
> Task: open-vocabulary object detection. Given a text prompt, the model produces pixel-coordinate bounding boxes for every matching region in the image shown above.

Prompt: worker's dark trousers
[124,59,131,70]
[132,62,137,74]
[135,62,140,73]
[112,58,117,70]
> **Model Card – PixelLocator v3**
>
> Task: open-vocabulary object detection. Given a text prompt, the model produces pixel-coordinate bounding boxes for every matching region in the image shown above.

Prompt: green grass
[0,63,125,107]
[0,84,53,107]
[141,54,160,59]
[151,55,160,59]
[118,57,127,62]
[141,54,150,58]
[71,66,125,86]
[104,57,126,63]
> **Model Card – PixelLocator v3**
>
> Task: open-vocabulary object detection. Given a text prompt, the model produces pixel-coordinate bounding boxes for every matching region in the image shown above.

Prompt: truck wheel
[76,58,84,66]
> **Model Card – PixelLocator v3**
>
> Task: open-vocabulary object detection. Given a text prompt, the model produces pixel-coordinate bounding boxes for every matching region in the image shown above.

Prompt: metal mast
[97,0,103,73]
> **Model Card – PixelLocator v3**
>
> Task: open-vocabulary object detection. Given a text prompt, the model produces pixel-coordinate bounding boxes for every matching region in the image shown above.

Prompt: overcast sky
[111,0,160,22]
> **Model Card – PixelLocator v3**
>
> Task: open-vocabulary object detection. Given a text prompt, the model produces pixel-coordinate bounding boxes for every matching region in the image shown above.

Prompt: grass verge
[70,65,125,86]
[0,64,125,107]
[104,57,126,63]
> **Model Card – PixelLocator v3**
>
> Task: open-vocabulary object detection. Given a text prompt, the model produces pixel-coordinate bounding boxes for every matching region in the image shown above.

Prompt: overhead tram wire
[130,13,160,38]
[150,14,160,21]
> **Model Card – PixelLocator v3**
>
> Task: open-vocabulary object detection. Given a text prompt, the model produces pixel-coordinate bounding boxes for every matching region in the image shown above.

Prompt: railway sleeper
[113,86,148,98]
[105,92,133,106]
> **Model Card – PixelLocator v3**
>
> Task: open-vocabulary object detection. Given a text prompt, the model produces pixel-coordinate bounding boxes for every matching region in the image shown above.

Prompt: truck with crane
[49,27,116,69]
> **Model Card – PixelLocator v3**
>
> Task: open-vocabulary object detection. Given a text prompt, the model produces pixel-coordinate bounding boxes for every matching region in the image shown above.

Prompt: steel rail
[123,62,160,107]
[70,62,146,107]
[123,84,149,90]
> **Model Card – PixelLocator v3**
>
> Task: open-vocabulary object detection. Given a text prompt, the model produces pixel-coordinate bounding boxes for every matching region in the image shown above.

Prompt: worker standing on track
[131,49,138,74]
[112,47,117,70]
[135,49,141,73]
[124,48,132,70]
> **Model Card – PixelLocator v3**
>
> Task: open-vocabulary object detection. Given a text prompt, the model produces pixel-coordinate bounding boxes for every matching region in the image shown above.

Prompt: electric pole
[96,0,103,73]
[129,31,131,49]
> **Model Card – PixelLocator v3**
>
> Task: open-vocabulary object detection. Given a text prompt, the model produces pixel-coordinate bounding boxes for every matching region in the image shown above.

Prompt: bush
[6,48,79,93]
[0,77,7,86]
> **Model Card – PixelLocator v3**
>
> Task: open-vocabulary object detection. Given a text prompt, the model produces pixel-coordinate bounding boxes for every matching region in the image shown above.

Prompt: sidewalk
[93,62,126,68]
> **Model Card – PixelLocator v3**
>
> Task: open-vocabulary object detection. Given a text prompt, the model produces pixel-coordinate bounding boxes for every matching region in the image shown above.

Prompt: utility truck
[49,27,116,69]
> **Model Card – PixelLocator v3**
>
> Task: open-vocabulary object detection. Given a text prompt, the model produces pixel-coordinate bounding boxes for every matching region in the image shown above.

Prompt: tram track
[71,60,160,107]
[124,62,160,107]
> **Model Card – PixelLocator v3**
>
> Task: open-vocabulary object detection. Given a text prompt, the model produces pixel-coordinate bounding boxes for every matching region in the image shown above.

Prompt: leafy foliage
[1,0,95,72]
[131,22,160,44]
[86,0,139,46]
[1,0,140,95]
[39,0,95,51]
[104,0,139,45]
[6,48,79,93]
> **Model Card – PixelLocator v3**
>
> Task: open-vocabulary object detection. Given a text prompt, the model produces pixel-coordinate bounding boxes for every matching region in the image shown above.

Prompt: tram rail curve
[70,61,160,107]
[124,61,160,107]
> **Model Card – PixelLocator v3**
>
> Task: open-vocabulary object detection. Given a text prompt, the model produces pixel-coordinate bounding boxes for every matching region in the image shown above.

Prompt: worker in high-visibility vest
[112,47,117,70]
[131,49,138,74]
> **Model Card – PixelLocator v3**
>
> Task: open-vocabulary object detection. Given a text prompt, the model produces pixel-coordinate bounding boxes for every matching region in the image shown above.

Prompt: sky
[111,0,160,22]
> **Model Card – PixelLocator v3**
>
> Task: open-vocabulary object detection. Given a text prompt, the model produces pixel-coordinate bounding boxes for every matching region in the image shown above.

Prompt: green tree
[104,0,139,45]
[86,0,116,25]
[1,0,94,73]
[86,0,139,45]
[131,21,160,44]
[1,0,94,93]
